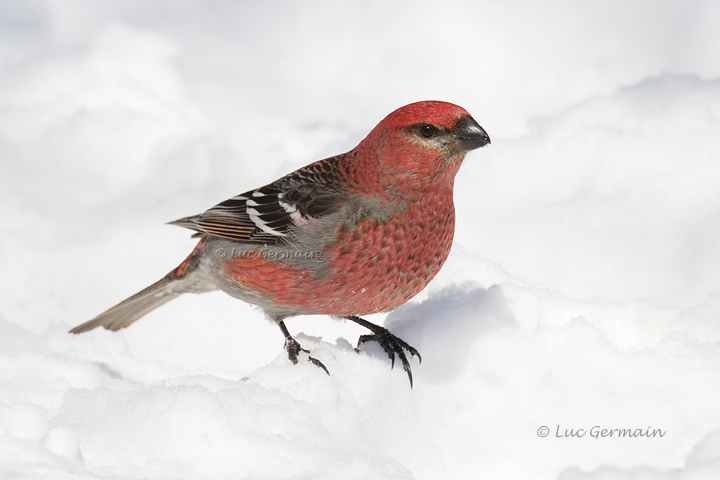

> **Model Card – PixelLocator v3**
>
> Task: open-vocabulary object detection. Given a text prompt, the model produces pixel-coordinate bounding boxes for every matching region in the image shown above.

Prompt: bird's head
[349,101,490,196]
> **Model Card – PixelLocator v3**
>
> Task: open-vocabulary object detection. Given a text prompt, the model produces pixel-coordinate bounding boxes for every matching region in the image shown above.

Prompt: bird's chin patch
[438,149,466,169]
[422,151,466,183]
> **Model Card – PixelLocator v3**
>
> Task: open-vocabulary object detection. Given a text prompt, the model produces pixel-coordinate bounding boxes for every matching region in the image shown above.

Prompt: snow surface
[2,1,720,479]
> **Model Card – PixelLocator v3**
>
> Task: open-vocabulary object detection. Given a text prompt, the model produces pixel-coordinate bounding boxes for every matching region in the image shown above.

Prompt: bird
[70,100,490,387]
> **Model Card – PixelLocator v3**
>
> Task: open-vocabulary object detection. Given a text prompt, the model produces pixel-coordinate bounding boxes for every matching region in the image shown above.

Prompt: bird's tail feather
[69,275,180,334]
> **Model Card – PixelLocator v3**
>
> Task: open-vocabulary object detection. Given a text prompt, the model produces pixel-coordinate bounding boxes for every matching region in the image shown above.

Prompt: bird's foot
[351,318,421,388]
[284,336,330,375]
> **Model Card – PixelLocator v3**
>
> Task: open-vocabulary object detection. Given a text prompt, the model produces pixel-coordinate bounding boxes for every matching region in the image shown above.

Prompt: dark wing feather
[169,156,347,243]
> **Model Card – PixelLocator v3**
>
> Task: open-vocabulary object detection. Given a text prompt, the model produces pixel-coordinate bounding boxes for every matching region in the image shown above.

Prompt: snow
[2,1,720,478]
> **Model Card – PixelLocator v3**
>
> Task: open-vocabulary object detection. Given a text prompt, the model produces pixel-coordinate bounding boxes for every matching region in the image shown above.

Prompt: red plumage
[70,100,490,386]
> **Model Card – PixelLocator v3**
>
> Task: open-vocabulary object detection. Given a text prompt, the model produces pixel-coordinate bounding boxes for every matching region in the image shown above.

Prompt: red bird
[70,101,490,386]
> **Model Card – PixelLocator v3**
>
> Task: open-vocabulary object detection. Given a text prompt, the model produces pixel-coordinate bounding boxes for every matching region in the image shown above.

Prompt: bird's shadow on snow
[382,283,516,384]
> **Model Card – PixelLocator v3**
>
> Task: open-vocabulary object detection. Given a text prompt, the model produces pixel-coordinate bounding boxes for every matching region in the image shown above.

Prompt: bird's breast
[322,190,456,313]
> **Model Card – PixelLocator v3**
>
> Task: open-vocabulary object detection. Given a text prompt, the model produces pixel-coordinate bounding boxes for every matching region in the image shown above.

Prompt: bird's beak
[454,115,491,152]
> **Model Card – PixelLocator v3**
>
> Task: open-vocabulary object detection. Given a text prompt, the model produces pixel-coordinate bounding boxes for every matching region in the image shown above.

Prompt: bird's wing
[168,156,347,243]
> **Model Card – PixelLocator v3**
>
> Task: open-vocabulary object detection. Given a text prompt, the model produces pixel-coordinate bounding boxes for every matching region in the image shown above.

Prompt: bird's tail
[70,236,209,334]
[69,274,181,333]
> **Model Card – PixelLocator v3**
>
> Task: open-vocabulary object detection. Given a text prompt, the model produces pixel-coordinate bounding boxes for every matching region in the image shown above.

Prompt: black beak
[454,115,491,152]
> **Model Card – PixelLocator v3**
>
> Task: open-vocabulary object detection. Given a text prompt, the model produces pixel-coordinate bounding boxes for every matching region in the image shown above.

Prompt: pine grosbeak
[70,100,490,386]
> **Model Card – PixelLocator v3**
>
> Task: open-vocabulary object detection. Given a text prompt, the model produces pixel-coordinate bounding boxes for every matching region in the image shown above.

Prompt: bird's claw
[357,327,421,388]
[284,337,330,375]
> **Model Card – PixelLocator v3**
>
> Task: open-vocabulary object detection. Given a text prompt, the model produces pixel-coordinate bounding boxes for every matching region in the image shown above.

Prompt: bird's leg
[344,315,421,388]
[277,320,329,375]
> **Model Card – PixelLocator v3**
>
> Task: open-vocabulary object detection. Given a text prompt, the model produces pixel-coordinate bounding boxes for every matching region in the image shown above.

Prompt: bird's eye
[419,125,435,138]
